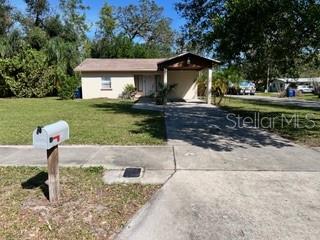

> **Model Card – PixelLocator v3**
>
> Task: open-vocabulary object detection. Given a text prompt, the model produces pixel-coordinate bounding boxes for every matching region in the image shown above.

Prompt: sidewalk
[0,145,175,170]
[116,170,320,240]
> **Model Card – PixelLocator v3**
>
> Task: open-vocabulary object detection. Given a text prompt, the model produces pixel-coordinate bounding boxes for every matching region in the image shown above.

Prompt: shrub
[155,83,176,105]
[0,59,12,97]
[122,84,136,99]
[1,49,54,98]
[58,75,80,100]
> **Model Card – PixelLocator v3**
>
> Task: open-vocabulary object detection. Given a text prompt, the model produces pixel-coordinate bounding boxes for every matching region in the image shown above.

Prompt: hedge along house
[74,52,220,103]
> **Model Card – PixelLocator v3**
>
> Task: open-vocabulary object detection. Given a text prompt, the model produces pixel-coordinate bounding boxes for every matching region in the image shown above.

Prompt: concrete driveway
[116,102,320,240]
[166,102,320,171]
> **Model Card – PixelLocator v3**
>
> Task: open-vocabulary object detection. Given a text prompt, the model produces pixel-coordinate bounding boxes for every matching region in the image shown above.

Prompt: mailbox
[33,120,69,150]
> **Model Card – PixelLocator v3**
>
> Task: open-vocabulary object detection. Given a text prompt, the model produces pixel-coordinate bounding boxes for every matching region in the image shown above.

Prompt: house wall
[167,70,199,99]
[81,72,135,99]
[81,70,199,100]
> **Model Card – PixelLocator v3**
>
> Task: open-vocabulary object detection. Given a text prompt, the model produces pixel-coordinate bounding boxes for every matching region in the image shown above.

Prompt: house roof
[74,52,220,72]
[74,58,166,72]
[157,52,221,70]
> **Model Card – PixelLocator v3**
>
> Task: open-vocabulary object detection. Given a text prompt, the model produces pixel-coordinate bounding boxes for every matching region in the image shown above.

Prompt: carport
[157,53,220,103]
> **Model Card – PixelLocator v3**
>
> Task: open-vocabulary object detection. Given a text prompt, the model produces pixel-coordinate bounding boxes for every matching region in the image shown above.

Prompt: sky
[9,0,186,38]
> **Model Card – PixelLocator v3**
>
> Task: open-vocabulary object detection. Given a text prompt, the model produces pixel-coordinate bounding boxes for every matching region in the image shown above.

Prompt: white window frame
[101,76,112,90]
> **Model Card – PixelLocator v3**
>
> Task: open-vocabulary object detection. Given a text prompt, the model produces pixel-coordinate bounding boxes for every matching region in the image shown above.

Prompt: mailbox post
[33,121,69,203]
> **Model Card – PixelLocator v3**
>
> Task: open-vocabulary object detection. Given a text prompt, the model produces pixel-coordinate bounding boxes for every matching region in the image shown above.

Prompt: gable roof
[157,52,221,70]
[74,53,220,73]
[74,58,166,72]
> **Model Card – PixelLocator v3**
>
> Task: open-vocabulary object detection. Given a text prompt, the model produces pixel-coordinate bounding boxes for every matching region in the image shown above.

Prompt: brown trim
[101,88,112,91]
[157,53,220,71]
[75,69,159,73]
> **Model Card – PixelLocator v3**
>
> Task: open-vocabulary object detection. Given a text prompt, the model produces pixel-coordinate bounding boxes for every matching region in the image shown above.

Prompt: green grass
[297,93,320,102]
[0,167,160,239]
[0,98,165,145]
[256,91,320,102]
[255,92,279,97]
[221,97,320,147]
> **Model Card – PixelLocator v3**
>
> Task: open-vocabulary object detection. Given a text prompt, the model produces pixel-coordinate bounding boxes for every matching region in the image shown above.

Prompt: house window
[101,76,111,89]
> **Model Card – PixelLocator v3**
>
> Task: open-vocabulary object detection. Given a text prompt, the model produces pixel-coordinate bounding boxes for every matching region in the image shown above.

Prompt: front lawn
[255,92,279,97]
[297,93,320,102]
[221,97,320,147]
[0,167,160,239]
[0,98,165,145]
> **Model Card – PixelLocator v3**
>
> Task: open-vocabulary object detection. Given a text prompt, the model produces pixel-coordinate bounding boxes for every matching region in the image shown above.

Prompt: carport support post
[47,145,60,203]
[164,68,168,104]
[207,67,213,104]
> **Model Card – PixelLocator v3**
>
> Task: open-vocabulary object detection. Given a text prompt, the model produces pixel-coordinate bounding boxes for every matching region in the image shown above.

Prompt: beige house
[74,53,220,103]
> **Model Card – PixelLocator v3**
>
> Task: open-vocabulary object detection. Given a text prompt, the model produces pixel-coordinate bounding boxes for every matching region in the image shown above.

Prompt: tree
[176,0,320,84]
[0,30,25,58]
[59,0,89,42]
[197,66,243,105]
[116,0,174,54]
[0,0,13,36]
[27,26,48,50]
[44,15,65,38]
[25,0,49,26]
[92,1,173,59]
[96,2,116,39]
[91,35,166,58]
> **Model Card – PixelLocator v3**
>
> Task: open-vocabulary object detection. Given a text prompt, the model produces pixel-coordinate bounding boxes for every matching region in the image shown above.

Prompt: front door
[143,75,155,96]
[134,75,156,96]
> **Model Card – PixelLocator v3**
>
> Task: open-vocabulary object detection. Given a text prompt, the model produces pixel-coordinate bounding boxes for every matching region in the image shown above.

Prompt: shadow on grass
[230,98,320,111]
[21,172,49,200]
[91,100,166,142]
[221,101,320,146]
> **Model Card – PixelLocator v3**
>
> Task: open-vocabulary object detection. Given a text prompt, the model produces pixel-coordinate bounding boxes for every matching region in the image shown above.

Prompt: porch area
[134,53,220,103]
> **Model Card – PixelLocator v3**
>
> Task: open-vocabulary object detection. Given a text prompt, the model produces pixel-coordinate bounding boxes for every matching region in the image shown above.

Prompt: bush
[0,60,12,97]
[1,49,54,98]
[122,84,136,99]
[155,83,176,105]
[58,75,80,100]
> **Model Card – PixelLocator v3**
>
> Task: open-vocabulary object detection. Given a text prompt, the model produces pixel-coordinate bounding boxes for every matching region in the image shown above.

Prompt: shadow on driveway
[165,103,293,152]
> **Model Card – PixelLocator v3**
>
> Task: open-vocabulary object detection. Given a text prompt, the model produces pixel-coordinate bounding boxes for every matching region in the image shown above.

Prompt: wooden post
[163,68,168,86]
[47,145,60,203]
[163,68,168,105]
[207,67,213,104]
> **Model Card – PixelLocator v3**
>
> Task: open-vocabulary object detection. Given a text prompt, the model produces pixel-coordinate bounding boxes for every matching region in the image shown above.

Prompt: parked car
[238,81,256,95]
[297,85,314,93]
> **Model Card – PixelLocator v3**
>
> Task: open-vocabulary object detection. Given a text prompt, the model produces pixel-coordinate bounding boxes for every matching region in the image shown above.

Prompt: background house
[270,77,320,92]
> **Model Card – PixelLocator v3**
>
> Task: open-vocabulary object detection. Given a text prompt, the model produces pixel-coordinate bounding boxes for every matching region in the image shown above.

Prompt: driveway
[228,95,320,109]
[116,102,320,240]
[165,102,320,171]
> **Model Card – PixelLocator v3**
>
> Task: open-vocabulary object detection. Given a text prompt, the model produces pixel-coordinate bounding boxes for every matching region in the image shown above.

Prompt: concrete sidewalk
[0,145,175,170]
[116,170,320,240]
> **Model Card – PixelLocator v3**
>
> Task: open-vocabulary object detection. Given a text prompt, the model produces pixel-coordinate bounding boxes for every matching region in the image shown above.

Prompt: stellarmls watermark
[226,113,316,129]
